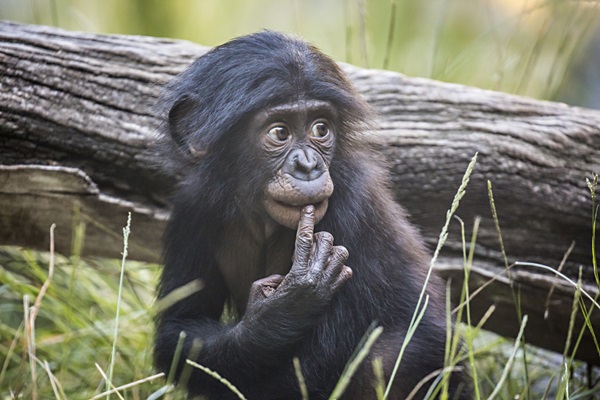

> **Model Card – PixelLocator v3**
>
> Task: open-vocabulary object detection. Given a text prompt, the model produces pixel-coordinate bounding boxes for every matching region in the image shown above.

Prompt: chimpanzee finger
[323,245,349,281]
[331,266,353,292]
[249,274,285,301]
[292,205,315,270]
[307,231,334,278]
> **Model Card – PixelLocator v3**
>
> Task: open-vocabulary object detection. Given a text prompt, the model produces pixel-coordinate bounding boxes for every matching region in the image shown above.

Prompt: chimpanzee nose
[284,148,323,181]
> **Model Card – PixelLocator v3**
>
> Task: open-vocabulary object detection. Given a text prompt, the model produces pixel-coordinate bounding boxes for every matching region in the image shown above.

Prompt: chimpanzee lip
[263,196,330,229]
[274,199,325,208]
[265,171,334,206]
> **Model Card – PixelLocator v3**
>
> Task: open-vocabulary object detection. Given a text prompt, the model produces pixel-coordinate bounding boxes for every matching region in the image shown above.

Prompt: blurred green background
[2,0,600,107]
[1,2,600,398]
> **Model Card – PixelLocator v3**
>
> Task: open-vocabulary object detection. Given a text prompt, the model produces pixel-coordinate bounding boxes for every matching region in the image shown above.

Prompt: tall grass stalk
[329,326,383,399]
[187,360,247,400]
[428,0,451,79]
[562,362,570,400]
[356,0,369,68]
[96,363,125,400]
[42,359,62,399]
[406,365,462,400]
[544,241,576,320]
[488,181,530,398]
[92,373,165,400]
[22,294,31,396]
[0,321,23,388]
[167,332,187,385]
[443,281,453,395]
[556,272,583,400]
[372,358,385,400]
[153,279,203,314]
[384,153,478,399]
[587,174,598,286]
[543,1,598,100]
[25,224,56,400]
[151,331,188,400]
[566,279,600,367]
[293,357,309,400]
[382,0,397,70]
[178,339,202,390]
[421,366,463,400]
[513,262,600,310]
[61,204,86,380]
[343,0,353,65]
[456,216,482,399]
[440,215,471,399]
[106,213,132,399]
[487,315,528,400]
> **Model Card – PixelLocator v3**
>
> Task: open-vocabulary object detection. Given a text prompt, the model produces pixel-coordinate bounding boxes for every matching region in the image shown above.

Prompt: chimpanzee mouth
[274,199,325,209]
[273,199,328,216]
[263,197,330,229]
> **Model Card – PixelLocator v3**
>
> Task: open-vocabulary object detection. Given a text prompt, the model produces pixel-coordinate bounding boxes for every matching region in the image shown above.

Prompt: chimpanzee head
[159,31,371,229]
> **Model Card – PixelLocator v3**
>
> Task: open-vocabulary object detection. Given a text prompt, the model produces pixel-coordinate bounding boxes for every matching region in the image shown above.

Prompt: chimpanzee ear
[168,95,207,159]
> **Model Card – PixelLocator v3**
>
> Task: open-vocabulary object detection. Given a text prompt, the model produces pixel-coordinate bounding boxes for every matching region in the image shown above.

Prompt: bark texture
[1,22,599,364]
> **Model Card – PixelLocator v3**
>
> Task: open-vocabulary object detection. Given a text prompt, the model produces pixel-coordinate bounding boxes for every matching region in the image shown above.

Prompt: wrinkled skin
[258,100,336,229]
[244,205,352,326]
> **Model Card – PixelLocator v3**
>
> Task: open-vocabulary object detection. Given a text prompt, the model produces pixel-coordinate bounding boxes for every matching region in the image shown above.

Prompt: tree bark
[1,21,598,364]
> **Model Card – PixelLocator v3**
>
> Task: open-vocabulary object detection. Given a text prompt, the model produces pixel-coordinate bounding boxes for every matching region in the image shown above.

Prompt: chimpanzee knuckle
[297,227,313,244]
[290,260,308,276]
[292,273,315,289]
[306,275,319,287]
[250,280,263,292]
[332,266,353,291]
[261,286,274,298]
[293,235,314,265]
[254,274,285,289]
[315,231,334,246]
[332,245,349,264]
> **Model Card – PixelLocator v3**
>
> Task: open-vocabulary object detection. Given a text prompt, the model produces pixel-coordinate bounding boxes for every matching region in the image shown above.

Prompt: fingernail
[303,205,315,214]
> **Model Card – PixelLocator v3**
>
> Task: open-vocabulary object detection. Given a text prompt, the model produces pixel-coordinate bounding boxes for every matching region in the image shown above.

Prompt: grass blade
[384,153,478,399]
[329,326,383,399]
[487,315,528,400]
[106,213,132,398]
[186,360,247,400]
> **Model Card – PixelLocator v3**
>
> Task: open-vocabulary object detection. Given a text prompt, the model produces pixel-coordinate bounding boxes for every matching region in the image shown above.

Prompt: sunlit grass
[0,239,597,398]
[1,175,598,399]
[0,245,163,398]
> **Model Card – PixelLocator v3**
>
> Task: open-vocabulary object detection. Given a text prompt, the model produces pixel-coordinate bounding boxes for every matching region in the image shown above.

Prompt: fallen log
[0,21,598,364]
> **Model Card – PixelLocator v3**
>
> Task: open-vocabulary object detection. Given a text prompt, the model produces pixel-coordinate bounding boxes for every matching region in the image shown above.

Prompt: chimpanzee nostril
[295,150,318,173]
[284,148,324,180]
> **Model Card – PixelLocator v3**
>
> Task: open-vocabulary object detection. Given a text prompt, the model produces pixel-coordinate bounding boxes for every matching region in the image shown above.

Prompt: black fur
[154,31,469,399]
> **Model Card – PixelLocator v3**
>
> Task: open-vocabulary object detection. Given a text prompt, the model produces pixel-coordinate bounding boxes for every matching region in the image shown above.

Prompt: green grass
[0,240,597,399]
[1,1,599,397]
[1,174,598,399]
[0,245,165,399]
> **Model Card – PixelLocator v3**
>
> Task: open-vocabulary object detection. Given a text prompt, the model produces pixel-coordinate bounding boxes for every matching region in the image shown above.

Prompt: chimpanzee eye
[268,126,290,142]
[311,121,330,139]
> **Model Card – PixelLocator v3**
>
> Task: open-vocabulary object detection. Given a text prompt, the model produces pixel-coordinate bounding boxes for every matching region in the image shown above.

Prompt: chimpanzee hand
[245,205,352,325]
[281,204,352,298]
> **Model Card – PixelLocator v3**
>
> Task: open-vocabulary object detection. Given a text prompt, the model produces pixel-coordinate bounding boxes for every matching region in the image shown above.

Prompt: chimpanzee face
[252,99,336,229]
